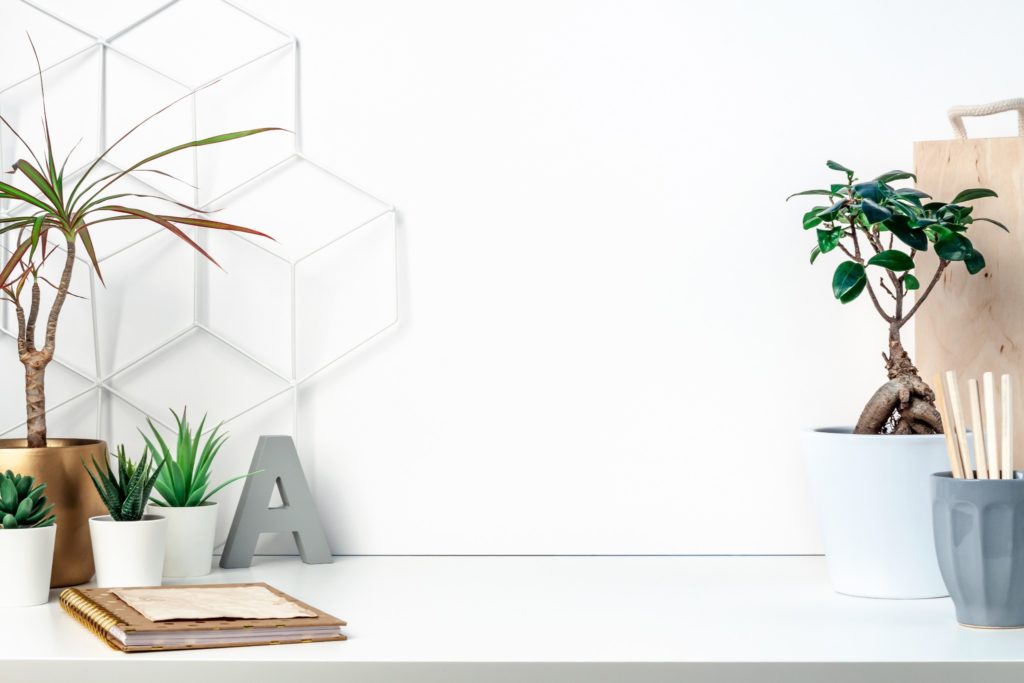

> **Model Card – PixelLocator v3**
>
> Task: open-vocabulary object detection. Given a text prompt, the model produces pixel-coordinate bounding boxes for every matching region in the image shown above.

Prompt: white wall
[2,0,1024,554]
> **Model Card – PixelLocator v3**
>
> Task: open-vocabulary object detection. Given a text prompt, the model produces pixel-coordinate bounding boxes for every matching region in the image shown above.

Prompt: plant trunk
[23,352,49,448]
[853,325,944,435]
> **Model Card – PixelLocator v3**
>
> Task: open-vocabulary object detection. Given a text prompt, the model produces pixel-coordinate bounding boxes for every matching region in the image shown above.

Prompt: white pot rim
[89,513,166,524]
[148,501,219,509]
[0,524,55,534]
[805,426,948,440]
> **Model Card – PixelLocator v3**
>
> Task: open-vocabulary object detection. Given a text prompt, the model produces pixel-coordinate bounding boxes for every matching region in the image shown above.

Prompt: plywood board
[915,137,1024,467]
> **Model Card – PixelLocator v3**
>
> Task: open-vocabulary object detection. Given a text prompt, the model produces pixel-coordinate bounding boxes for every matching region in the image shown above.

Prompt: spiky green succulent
[0,470,55,529]
[142,408,257,507]
[83,445,163,521]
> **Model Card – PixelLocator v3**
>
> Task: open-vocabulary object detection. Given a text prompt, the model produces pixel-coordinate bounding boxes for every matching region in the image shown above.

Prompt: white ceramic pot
[0,525,56,606]
[148,502,218,578]
[802,427,950,599]
[88,514,167,587]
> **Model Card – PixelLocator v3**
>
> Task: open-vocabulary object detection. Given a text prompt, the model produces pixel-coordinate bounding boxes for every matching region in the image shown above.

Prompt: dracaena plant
[0,42,277,449]
[141,408,256,507]
[790,160,1006,435]
[83,445,163,521]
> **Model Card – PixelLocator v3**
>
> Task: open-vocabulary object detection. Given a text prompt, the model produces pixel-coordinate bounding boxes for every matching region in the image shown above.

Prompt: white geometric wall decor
[0,0,398,554]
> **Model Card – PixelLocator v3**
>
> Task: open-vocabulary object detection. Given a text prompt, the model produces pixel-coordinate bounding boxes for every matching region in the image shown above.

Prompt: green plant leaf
[810,245,821,264]
[867,249,915,271]
[874,170,917,183]
[885,216,928,251]
[100,206,221,267]
[76,226,104,285]
[973,217,1009,232]
[832,261,866,303]
[0,477,16,513]
[816,228,842,254]
[786,189,832,201]
[952,188,998,204]
[12,160,62,216]
[860,199,892,224]
[826,160,854,177]
[965,249,986,274]
[903,273,920,290]
[935,233,973,261]
[852,181,883,202]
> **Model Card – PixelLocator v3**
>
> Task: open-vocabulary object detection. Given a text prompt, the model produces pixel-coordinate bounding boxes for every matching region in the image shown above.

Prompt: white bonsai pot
[0,524,56,606]
[89,514,167,587]
[802,427,950,599]
[148,502,218,578]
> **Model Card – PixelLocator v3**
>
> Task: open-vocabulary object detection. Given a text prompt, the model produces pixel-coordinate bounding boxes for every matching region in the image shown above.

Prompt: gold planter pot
[0,439,106,587]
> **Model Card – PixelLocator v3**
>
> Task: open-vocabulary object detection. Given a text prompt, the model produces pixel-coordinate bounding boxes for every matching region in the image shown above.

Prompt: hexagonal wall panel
[0,43,103,212]
[0,2,95,89]
[0,1,400,557]
[19,0,175,41]
[103,48,195,203]
[105,326,291,422]
[109,0,291,88]
[198,156,396,379]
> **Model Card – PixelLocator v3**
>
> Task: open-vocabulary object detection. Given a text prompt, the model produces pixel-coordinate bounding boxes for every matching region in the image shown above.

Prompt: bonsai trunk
[854,323,943,435]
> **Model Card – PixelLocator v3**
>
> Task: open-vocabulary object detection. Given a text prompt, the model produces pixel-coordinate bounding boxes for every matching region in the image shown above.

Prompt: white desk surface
[5,555,1024,682]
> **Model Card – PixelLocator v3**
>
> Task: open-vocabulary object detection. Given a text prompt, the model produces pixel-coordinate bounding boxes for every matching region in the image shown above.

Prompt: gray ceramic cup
[931,471,1024,628]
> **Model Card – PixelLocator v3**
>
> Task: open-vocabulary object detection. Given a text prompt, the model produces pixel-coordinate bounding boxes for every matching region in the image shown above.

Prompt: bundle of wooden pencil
[935,371,1014,479]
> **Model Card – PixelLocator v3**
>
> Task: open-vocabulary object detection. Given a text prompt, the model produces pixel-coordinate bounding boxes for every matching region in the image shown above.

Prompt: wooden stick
[1002,374,1014,480]
[968,379,989,479]
[946,371,974,478]
[984,372,1000,479]
[935,374,964,478]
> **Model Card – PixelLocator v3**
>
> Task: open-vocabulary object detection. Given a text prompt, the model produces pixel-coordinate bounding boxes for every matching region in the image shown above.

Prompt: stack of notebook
[59,582,346,652]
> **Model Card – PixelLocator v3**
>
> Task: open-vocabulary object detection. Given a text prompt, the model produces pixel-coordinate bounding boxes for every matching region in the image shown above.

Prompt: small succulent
[0,470,55,529]
[83,445,163,521]
[142,408,258,507]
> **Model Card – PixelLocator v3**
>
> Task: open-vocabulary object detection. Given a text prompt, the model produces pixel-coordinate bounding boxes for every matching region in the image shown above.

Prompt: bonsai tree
[790,160,1005,435]
[0,44,276,448]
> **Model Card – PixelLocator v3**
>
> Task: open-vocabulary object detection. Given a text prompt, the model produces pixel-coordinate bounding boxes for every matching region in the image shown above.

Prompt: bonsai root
[854,374,943,435]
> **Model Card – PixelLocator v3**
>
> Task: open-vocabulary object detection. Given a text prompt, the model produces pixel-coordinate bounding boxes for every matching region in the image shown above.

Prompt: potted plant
[0,470,56,606]
[791,160,1005,598]
[83,446,166,587]
[0,42,275,586]
[141,409,257,578]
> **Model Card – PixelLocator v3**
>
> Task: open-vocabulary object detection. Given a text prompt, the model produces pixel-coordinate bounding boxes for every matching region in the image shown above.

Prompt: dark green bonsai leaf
[874,170,916,184]
[973,217,1009,232]
[934,233,973,261]
[803,207,825,230]
[815,198,847,222]
[810,245,821,264]
[852,181,884,202]
[965,249,986,274]
[832,261,867,303]
[787,189,833,201]
[952,188,998,204]
[816,228,843,254]
[867,250,915,271]
[885,215,928,250]
[860,198,892,224]
[826,160,854,179]
[904,273,920,290]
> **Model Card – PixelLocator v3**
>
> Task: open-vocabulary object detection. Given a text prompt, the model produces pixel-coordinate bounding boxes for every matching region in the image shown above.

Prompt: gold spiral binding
[59,589,122,651]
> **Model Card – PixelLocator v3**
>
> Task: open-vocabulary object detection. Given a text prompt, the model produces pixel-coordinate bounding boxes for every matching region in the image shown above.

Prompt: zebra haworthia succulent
[83,446,164,521]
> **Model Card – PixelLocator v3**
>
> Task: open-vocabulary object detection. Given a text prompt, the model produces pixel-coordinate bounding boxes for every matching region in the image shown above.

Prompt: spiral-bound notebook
[59,582,347,652]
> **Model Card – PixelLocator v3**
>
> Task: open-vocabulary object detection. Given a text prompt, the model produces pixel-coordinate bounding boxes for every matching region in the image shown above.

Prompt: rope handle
[948,98,1024,139]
